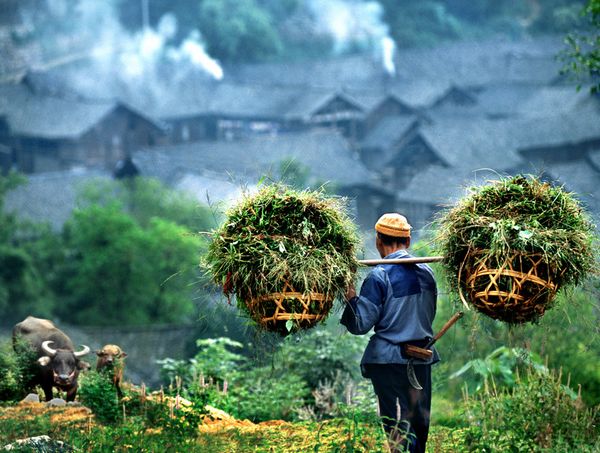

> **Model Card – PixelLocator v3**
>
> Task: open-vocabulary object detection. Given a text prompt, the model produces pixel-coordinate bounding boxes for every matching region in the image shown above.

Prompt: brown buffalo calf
[96,344,127,398]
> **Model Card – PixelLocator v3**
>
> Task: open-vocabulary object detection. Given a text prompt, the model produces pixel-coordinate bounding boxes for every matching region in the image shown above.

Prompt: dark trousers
[366,364,431,453]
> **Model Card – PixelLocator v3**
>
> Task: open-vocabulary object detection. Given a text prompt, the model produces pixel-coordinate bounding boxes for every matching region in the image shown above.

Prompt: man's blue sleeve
[341,267,387,335]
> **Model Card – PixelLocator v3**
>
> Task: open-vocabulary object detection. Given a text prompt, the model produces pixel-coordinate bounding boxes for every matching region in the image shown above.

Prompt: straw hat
[375,213,412,238]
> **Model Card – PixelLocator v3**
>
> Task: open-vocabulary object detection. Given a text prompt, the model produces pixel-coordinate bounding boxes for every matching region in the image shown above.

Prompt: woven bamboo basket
[460,251,560,323]
[246,282,334,335]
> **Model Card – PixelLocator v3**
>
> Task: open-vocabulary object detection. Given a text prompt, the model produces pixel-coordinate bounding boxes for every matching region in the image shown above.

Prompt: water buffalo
[13,316,90,402]
[96,344,127,398]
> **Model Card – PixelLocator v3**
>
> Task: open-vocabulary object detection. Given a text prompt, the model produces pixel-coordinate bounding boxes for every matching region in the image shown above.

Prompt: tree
[56,204,202,326]
[563,0,600,92]
[78,177,216,233]
[0,173,53,325]
[379,1,464,48]
[197,0,283,62]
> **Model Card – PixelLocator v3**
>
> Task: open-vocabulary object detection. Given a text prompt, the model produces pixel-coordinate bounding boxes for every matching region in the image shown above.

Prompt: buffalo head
[96,344,127,370]
[39,341,90,387]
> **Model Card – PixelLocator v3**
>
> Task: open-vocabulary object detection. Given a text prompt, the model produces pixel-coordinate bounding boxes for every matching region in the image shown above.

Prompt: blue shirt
[341,250,439,366]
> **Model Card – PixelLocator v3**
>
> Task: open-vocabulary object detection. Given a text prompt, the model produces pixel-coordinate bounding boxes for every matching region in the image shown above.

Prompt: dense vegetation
[1,281,599,451]
[0,174,214,326]
[1,172,598,451]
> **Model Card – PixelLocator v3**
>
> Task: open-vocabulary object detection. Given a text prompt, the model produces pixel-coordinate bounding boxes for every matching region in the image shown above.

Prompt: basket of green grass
[205,185,360,335]
[436,175,597,323]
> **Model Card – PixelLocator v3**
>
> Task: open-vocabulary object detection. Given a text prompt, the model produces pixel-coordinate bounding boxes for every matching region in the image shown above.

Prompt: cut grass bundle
[205,185,360,334]
[436,175,597,323]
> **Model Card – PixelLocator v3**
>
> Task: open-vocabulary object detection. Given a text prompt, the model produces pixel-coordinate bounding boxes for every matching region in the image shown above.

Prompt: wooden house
[0,82,166,173]
[157,83,366,144]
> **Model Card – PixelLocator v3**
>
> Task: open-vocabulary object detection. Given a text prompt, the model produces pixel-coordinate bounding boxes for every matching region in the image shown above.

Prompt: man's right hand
[345,285,357,301]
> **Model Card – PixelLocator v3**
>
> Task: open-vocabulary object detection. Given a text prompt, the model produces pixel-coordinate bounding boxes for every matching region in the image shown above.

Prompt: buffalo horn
[41,341,57,357]
[74,345,91,357]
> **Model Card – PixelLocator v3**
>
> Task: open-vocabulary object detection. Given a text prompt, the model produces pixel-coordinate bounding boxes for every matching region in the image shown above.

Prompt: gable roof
[398,118,524,170]
[515,86,598,118]
[154,82,366,122]
[0,82,165,140]
[510,112,600,153]
[431,85,477,108]
[132,129,374,187]
[361,115,420,150]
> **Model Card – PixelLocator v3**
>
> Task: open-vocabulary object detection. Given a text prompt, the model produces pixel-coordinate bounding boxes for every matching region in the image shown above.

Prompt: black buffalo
[13,316,90,402]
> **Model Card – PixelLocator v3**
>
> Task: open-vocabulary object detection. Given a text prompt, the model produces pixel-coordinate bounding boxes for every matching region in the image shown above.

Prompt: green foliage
[562,0,600,93]
[158,337,246,389]
[193,338,246,381]
[0,339,37,402]
[381,0,463,48]
[462,369,600,452]
[450,346,547,393]
[0,173,54,324]
[65,419,195,452]
[205,184,360,333]
[56,205,201,325]
[313,407,386,452]
[144,396,204,438]
[78,177,216,233]
[227,366,310,422]
[198,0,283,62]
[435,175,597,322]
[78,372,121,424]
[379,0,590,49]
[278,327,367,389]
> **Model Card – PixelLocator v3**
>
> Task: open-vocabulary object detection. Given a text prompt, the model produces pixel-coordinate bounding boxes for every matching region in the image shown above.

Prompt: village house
[155,83,367,144]
[130,129,379,230]
[0,81,166,173]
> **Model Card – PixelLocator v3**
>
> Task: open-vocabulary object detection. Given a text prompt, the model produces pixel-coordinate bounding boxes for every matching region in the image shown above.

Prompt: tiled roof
[132,129,373,187]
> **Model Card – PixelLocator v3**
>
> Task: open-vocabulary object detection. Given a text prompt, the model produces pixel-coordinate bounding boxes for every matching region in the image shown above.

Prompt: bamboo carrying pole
[358,256,444,266]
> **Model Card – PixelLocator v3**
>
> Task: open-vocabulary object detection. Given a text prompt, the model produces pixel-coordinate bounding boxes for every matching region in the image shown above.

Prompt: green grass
[435,175,597,323]
[204,184,360,333]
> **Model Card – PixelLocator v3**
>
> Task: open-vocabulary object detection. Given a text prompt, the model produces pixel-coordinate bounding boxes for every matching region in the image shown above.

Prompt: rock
[46,398,66,407]
[2,435,74,451]
[67,401,82,407]
[20,393,40,404]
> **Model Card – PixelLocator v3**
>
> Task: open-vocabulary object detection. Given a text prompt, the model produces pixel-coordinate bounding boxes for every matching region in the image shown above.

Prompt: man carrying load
[341,213,438,453]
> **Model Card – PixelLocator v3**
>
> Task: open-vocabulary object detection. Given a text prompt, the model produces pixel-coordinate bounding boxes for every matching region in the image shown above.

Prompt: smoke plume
[306,0,396,74]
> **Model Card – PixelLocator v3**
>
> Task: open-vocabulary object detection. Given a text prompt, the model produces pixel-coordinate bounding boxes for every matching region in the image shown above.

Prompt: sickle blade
[407,361,423,390]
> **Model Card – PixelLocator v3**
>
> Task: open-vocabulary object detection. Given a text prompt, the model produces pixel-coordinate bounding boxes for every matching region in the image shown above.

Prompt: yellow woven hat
[375,213,412,238]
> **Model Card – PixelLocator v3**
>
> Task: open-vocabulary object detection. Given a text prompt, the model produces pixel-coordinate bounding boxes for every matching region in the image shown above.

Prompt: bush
[0,339,37,402]
[462,369,600,452]
[78,372,121,424]
[227,366,310,422]
[278,326,367,389]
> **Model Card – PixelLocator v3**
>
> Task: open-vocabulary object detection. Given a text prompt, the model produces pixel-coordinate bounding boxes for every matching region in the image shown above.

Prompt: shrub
[462,368,600,452]
[227,366,310,422]
[78,372,121,424]
[0,338,37,402]
[278,327,367,389]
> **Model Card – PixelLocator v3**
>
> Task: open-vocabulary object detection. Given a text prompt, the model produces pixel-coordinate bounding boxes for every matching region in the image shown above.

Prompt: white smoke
[307,0,396,75]
[31,0,224,104]
[106,13,223,82]
[381,36,396,76]
[170,31,224,81]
